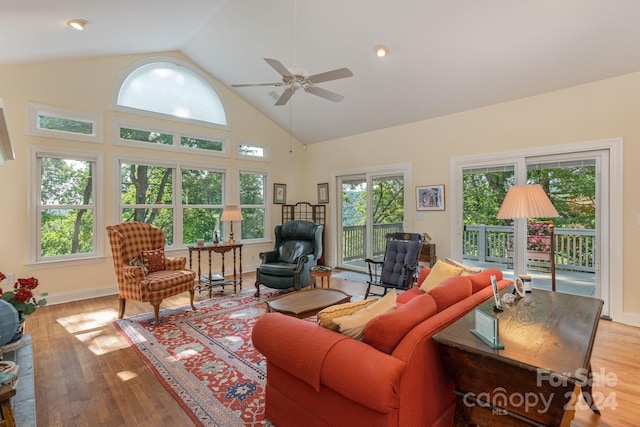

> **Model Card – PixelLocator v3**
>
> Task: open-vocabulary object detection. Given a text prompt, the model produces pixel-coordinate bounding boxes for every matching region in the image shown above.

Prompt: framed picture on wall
[274,183,287,204]
[416,185,445,211]
[317,183,329,204]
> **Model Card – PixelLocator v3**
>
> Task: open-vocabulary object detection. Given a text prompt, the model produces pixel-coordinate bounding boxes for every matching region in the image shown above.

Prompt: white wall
[0,52,305,303]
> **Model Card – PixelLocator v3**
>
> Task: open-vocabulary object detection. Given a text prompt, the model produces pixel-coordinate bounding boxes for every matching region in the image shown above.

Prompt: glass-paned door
[459,151,607,316]
[337,173,405,271]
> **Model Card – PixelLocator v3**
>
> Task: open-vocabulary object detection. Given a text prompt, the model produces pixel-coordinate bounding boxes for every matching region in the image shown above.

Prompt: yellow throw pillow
[317,299,377,331]
[332,290,397,340]
[419,260,463,291]
[444,257,483,276]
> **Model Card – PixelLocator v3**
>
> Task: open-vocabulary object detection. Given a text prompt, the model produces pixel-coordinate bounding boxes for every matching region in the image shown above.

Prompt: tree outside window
[239,172,266,240]
[38,155,96,259]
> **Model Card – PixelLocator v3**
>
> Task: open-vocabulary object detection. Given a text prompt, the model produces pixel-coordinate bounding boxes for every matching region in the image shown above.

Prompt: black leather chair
[255,220,324,296]
[364,232,424,299]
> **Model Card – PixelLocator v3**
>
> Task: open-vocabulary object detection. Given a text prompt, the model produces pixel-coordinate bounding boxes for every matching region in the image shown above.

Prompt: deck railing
[463,225,595,272]
[342,222,404,261]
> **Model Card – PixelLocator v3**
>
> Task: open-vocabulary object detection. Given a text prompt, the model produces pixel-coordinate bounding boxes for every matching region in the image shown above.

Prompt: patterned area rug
[114,287,282,427]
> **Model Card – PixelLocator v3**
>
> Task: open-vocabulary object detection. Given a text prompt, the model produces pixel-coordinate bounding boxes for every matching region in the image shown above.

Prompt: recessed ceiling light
[374,44,389,57]
[67,19,87,31]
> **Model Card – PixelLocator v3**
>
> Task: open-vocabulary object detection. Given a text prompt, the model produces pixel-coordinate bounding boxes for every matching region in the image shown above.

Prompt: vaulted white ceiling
[2,0,640,144]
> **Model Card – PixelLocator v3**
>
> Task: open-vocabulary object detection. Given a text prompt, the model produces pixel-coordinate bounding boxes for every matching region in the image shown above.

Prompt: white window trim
[112,56,231,131]
[27,145,104,265]
[114,155,231,249]
[236,138,271,162]
[27,103,103,144]
[238,167,270,244]
[449,138,624,325]
[113,119,230,158]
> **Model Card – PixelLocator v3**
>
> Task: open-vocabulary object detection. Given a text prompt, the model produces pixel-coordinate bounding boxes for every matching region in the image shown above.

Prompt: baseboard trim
[46,284,118,306]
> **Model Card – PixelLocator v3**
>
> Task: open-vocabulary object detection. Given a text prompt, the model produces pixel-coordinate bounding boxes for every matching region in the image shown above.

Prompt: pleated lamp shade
[497,184,559,219]
[0,300,19,346]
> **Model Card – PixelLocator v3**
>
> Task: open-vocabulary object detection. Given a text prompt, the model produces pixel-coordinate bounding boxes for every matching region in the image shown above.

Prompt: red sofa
[252,268,512,427]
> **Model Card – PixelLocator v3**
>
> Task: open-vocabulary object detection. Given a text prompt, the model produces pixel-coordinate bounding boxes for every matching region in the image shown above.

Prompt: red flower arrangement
[0,273,48,319]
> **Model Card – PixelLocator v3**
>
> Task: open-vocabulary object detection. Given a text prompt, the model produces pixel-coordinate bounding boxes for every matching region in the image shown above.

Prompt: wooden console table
[187,242,243,296]
[433,290,603,426]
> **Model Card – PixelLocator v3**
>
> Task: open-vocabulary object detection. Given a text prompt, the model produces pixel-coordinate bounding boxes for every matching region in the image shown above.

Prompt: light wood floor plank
[27,273,637,426]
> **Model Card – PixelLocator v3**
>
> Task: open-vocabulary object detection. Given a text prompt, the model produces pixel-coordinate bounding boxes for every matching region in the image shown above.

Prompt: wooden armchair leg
[255,281,261,297]
[189,289,196,311]
[118,298,126,319]
[151,301,161,325]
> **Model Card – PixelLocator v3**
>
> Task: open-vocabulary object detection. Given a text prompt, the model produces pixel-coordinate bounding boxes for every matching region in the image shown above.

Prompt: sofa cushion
[363,292,438,354]
[468,268,504,294]
[396,287,424,304]
[428,276,473,312]
[317,299,377,331]
[419,260,463,291]
[416,267,431,288]
[332,290,397,340]
[444,258,483,275]
[141,248,165,273]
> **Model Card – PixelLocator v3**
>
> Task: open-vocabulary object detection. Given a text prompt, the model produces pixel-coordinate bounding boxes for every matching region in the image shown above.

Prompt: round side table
[309,266,332,288]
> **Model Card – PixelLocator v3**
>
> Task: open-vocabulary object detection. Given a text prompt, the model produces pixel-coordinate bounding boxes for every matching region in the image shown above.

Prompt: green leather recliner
[255,220,324,297]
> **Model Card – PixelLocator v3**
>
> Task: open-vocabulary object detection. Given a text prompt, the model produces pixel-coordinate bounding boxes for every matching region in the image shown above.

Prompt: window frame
[113,119,230,158]
[113,57,229,130]
[27,103,103,144]
[236,139,271,162]
[28,146,104,265]
[115,155,230,248]
[238,168,270,243]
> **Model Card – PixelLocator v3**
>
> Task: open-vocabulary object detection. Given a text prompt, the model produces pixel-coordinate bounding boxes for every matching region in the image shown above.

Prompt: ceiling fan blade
[232,82,282,88]
[305,86,344,102]
[264,58,293,78]
[275,88,296,106]
[308,67,353,84]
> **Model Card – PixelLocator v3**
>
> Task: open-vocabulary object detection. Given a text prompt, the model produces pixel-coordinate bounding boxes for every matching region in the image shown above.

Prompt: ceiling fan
[232,58,354,106]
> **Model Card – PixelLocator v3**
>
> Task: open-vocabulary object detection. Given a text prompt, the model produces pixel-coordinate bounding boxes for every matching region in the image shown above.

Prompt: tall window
[120,161,175,243]
[182,168,224,244]
[239,171,267,240]
[32,149,100,262]
[118,159,226,246]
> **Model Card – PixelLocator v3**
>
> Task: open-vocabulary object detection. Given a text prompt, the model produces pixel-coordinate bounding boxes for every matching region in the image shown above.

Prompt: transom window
[116,61,227,126]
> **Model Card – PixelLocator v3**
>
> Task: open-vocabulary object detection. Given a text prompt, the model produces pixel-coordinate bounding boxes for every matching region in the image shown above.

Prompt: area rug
[114,286,282,427]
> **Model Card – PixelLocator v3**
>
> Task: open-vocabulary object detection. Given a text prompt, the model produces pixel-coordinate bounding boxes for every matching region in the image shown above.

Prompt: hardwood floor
[27,273,638,426]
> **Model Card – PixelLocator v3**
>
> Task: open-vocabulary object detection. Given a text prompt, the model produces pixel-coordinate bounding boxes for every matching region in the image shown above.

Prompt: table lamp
[220,205,244,244]
[496,184,560,291]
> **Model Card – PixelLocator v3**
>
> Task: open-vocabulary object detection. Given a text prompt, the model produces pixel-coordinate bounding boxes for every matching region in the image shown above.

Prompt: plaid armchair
[107,222,196,324]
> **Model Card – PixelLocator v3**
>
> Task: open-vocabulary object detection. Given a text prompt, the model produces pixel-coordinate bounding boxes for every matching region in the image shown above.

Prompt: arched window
[117,61,227,126]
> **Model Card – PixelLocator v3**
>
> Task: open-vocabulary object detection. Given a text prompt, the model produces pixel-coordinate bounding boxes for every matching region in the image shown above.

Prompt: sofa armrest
[252,313,406,413]
[253,313,349,391]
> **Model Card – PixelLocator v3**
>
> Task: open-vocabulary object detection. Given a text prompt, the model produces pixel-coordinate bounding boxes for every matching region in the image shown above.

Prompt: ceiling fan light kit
[232,57,353,106]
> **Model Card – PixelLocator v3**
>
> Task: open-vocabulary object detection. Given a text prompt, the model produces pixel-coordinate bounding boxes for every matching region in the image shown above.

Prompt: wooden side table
[309,266,332,288]
[187,242,243,296]
[419,242,436,267]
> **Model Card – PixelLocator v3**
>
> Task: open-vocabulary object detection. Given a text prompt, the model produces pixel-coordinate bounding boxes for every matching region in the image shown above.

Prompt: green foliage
[38,115,93,134]
[181,136,223,151]
[342,175,404,226]
[463,165,596,229]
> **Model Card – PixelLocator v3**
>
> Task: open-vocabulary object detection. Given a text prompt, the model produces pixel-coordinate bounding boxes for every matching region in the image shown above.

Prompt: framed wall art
[273,183,287,204]
[416,185,445,211]
[317,182,329,204]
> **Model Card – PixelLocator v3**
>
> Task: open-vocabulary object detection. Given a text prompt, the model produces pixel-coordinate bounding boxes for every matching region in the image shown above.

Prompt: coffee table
[265,288,351,319]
